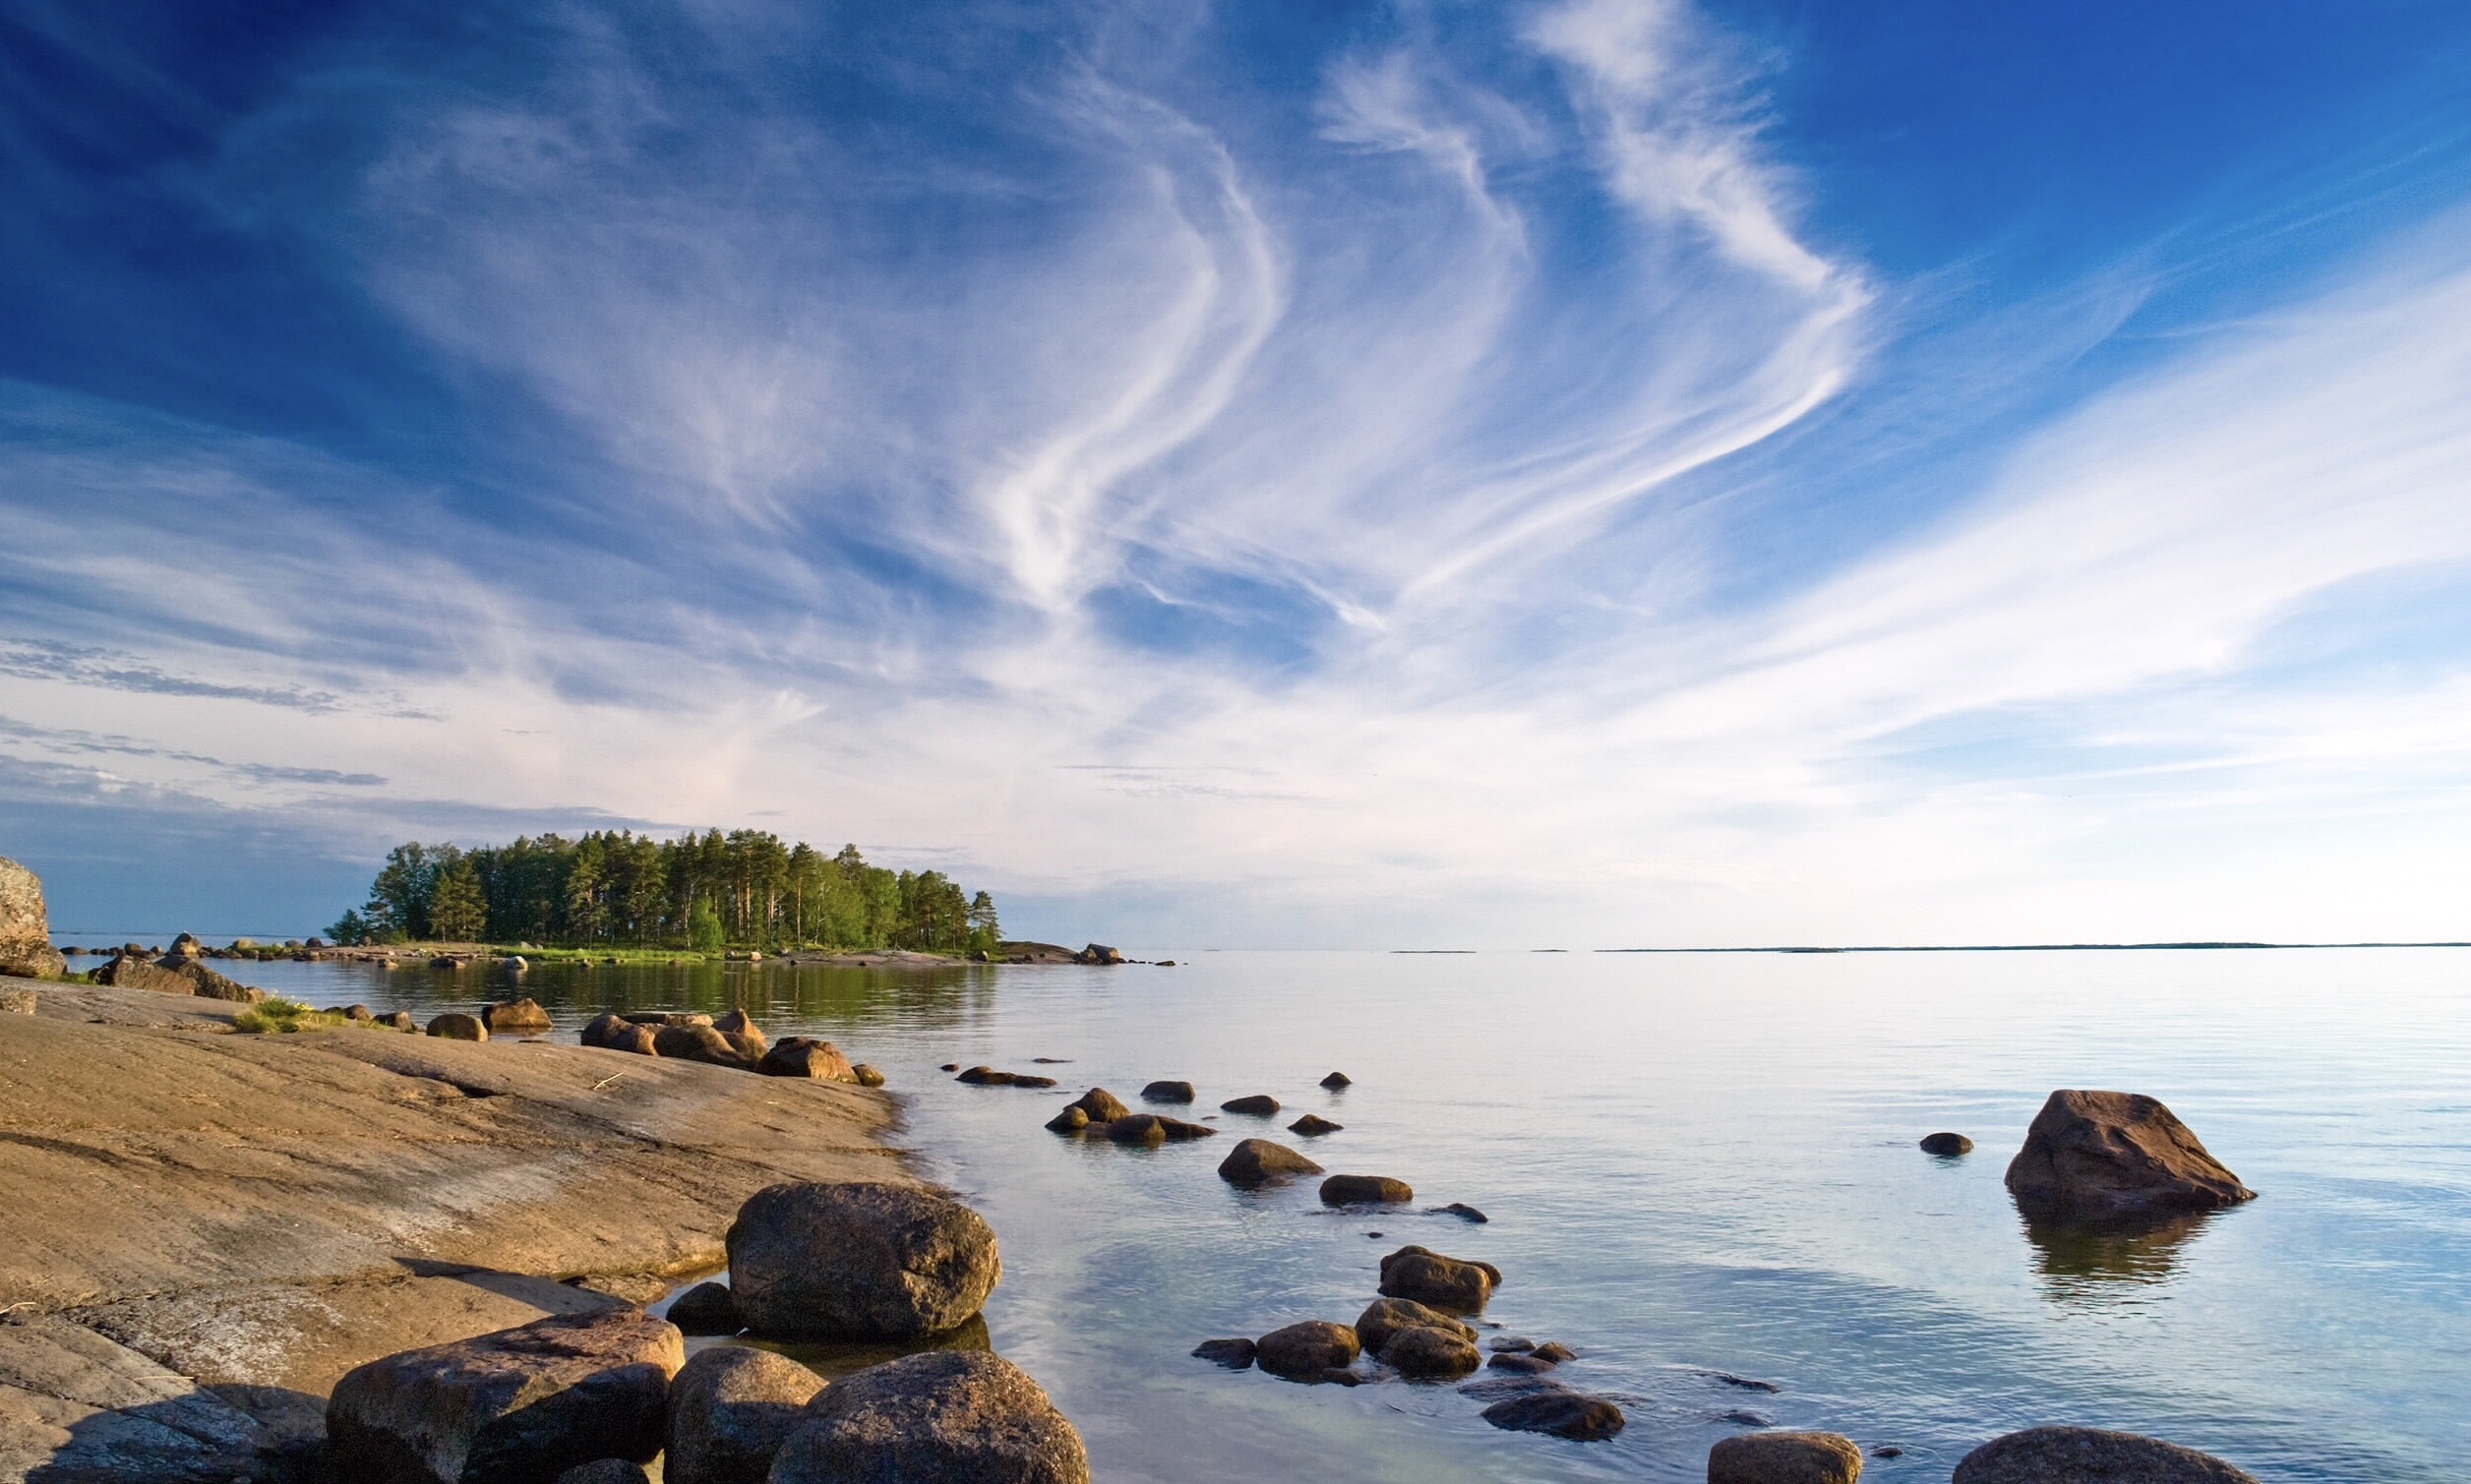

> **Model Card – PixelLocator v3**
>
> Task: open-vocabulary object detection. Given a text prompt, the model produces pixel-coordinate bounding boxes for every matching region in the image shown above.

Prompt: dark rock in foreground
[1287,1113,1342,1136]
[1354,1297,1475,1354]
[1255,1321,1360,1379]
[1140,1080,1196,1103]
[770,1350,1089,1484]
[1710,1431,1864,1483]
[1191,1337,1256,1369]
[2006,1090,2255,1223]
[665,1281,742,1336]
[664,1344,822,1484]
[1320,1174,1413,1206]
[758,1037,859,1081]
[1377,1244,1498,1311]
[326,1308,683,1484]
[1921,1131,1974,1157]
[1218,1138,1324,1186]
[1219,1094,1281,1116]
[1954,1426,2260,1483]
[1481,1390,1624,1441]
[727,1181,999,1340]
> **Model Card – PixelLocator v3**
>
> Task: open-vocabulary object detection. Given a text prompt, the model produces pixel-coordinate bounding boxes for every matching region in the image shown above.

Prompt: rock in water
[756,1037,858,1081]
[427,1012,489,1041]
[482,998,553,1034]
[1377,1245,1499,1312]
[1531,1342,1575,1363]
[1434,1202,1488,1222]
[2005,1090,2256,1223]
[1480,1391,1625,1441]
[1953,1426,2260,1483]
[580,1013,630,1048]
[1254,1321,1360,1379]
[656,1024,758,1069]
[726,1181,1000,1340]
[1489,1353,1554,1374]
[1077,943,1123,965]
[852,1063,886,1087]
[769,1350,1088,1484]
[1319,1071,1352,1089]
[1067,1087,1130,1122]
[1921,1132,1974,1157]
[1288,1114,1343,1136]
[712,1007,757,1035]
[1353,1298,1476,1354]
[665,1281,742,1336]
[0,855,66,980]
[1140,1080,1196,1103]
[325,1308,683,1484]
[1709,1431,1865,1484]
[1045,1106,1091,1133]
[1191,1338,1256,1369]
[1219,1094,1281,1116]
[1217,1138,1324,1186]
[664,1345,823,1484]
[1320,1174,1414,1206]
[1380,1325,1480,1380]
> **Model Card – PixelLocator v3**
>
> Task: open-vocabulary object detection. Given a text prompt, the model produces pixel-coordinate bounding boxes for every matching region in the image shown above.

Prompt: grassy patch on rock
[232,997,357,1035]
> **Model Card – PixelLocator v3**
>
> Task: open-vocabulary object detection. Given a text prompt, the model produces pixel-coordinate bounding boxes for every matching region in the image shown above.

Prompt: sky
[2,0,2469,947]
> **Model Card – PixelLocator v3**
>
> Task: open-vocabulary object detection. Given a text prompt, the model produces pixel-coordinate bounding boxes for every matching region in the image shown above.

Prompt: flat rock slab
[0,1314,266,1484]
[1954,1426,2260,1483]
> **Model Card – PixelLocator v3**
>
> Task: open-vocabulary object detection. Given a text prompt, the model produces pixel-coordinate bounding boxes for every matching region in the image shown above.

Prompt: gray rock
[1353,1297,1475,1354]
[1377,1245,1497,1311]
[1481,1390,1624,1441]
[1320,1174,1413,1206]
[726,1181,999,1340]
[0,1314,266,1483]
[1140,1080,1196,1103]
[1434,1202,1488,1222]
[666,1281,741,1336]
[664,1344,822,1484]
[555,1462,651,1484]
[1953,1426,2260,1483]
[1921,1131,1974,1157]
[1219,1094,1280,1116]
[1710,1431,1864,1483]
[427,1012,489,1041]
[1216,1138,1324,1186]
[1254,1321,1360,1379]
[769,1349,1088,1484]
[1380,1324,1480,1380]
[1077,943,1123,965]
[1532,1341,1574,1363]
[0,855,66,980]
[325,1308,683,1484]
[2006,1091,2256,1223]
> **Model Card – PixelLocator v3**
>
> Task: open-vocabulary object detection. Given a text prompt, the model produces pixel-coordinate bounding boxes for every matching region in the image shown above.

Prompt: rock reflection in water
[732,1313,994,1381]
[2022,1212,2215,1304]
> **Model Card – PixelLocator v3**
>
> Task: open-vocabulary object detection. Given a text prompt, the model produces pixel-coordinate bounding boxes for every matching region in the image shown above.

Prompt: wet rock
[1077,943,1123,965]
[1434,1202,1488,1222]
[1254,1321,1360,1379]
[1068,1088,1129,1122]
[1710,1371,1780,1392]
[1481,1391,1625,1442]
[1872,1447,1903,1459]
[0,854,67,979]
[1219,1094,1281,1116]
[940,1062,961,1072]
[1710,1431,1864,1484]
[2005,1090,2256,1223]
[1320,1071,1352,1089]
[852,1063,885,1087]
[427,1012,488,1041]
[1381,1324,1480,1380]
[1140,1080,1196,1103]
[1045,1106,1091,1133]
[1723,1410,1776,1427]
[1488,1353,1555,1374]
[1489,1336,1536,1353]
[1377,1245,1498,1312]
[1320,1174,1414,1206]
[1532,1341,1574,1363]
[555,1462,650,1484]
[726,1181,1000,1340]
[756,1037,857,1081]
[664,1344,822,1484]
[1191,1338,1255,1370]
[482,998,553,1035]
[1287,1114,1342,1136]
[955,1066,1056,1088]
[769,1349,1088,1484]
[326,1308,683,1484]
[656,1024,758,1070]
[1217,1138,1324,1186]
[665,1281,741,1336]
[1102,1114,1214,1145]
[1353,1298,1476,1354]
[1920,1131,1974,1157]
[1953,1426,2260,1483]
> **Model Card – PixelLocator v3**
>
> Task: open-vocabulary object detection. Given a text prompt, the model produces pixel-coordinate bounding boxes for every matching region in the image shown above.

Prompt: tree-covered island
[327,829,1000,955]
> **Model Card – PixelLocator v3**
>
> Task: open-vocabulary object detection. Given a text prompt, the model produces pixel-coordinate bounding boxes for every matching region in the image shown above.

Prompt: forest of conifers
[328,829,999,954]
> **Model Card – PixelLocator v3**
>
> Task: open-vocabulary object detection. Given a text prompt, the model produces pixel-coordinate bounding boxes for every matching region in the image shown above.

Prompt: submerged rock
[1217,1138,1324,1186]
[1140,1080,1196,1103]
[1531,1342,1574,1363]
[1709,1431,1864,1484]
[1319,1071,1352,1089]
[769,1350,1088,1484]
[1287,1114,1343,1136]
[727,1181,999,1340]
[1377,1245,1498,1312]
[1481,1391,1624,1442]
[1191,1338,1256,1370]
[956,1066,1057,1088]
[1254,1321,1360,1380]
[1433,1202,1488,1222]
[2005,1090,2256,1223]
[1920,1131,1974,1157]
[1219,1094,1281,1116]
[1320,1174,1414,1207]
[325,1308,683,1484]
[665,1281,741,1336]
[664,1345,822,1484]
[1953,1426,2260,1483]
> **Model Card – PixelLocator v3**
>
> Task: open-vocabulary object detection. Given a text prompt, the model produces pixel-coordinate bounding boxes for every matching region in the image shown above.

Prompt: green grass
[231,997,352,1035]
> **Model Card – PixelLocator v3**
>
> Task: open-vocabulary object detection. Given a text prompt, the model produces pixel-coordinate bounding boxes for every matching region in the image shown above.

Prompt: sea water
[213,948,2471,1482]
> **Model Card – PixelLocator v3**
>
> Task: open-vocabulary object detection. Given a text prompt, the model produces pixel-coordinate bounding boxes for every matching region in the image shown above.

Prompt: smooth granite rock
[726,1182,999,1340]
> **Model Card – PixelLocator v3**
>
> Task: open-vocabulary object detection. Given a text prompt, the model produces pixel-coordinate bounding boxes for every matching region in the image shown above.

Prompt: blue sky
[3,0,2468,945]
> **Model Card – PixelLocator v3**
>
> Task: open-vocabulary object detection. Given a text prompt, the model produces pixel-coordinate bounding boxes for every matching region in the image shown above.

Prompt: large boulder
[726,1182,1000,1340]
[1216,1138,1323,1186]
[482,998,553,1034]
[663,1345,822,1484]
[325,1308,683,1484]
[91,949,267,1002]
[1320,1174,1413,1206]
[757,1037,858,1081]
[1380,1325,1479,1380]
[1139,1080,1195,1103]
[0,855,65,979]
[580,1012,631,1048]
[655,1024,758,1069]
[1353,1298,1475,1354]
[2005,1091,2256,1223]
[666,1281,742,1336]
[768,1350,1088,1484]
[1710,1431,1865,1483]
[428,1012,488,1041]
[1377,1245,1498,1312]
[1066,1088,1129,1122]
[1253,1321,1359,1380]
[1953,1426,2260,1483]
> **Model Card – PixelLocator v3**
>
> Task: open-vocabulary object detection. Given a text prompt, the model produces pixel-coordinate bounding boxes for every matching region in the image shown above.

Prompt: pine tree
[428,860,489,943]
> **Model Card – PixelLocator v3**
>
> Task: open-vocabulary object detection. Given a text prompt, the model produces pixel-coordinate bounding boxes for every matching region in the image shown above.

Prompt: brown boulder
[853,1063,885,1087]
[1953,1426,2259,1483]
[726,1181,1000,1340]
[1191,1338,1255,1369]
[1921,1132,1974,1157]
[325,1308,683,1484]
[1480,1390,1624,1441]
[1354,1298,1475,1353]
[1219,1094,1280,1116]
[1710,1431,1864,1484]
[655,1024,757,1069]
[1067,1088,1129,1122]
[663,1344,822,1484]
[482,998,553,1034]
[1287,1114,1342,1136]
[1139,1080,1195,1103]
[0,855,66,980]
[1381,1324,1480,1379]
[1216,1138,1323,1186]
[1045,1106,1091,1133]
[756,1037,857,1081]
[768,1349,1087,1484]
[428,1012,488,1041]
[579,1012,630,1048]
[711,1007,757,1036]
[1319,1071,1352,1089]
[2005,1091,2255,1223]
[1320,1174,1413,1206]
[1377,1245,1497,1311]
[1254,1321,1359,1379]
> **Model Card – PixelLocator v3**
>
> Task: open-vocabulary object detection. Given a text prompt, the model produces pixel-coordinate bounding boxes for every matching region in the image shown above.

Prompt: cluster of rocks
[324,1179,1087,1483]
[88,939,271,1003]
[1042,1086,1217,1144]
[579,1008,886,1085]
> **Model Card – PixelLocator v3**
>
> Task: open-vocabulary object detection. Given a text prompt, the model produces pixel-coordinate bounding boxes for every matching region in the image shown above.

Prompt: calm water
[218,949,2471,1482]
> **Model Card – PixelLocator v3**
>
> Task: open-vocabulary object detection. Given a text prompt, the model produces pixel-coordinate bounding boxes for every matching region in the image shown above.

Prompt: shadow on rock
[732,1312,994,1382]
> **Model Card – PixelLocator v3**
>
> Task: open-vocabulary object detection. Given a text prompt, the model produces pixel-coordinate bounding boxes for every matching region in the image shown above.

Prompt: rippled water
[218,948,2471,1482]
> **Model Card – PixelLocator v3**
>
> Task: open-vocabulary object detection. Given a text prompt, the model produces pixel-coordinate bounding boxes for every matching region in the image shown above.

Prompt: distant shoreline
[1590,940,2471,953]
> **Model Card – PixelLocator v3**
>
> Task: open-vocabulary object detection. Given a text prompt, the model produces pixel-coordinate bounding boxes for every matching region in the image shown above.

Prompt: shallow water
[217,948,2471,1481]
